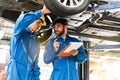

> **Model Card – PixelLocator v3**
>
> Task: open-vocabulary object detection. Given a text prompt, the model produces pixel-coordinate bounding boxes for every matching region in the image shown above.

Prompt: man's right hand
[53,39,60,52]
[41,4,51,14]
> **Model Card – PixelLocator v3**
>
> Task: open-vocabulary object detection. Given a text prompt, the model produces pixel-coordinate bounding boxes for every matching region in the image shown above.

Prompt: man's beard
[55,29,65,36]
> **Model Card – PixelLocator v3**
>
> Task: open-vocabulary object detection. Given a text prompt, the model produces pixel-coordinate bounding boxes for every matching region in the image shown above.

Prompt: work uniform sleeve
[74,46,86,63]
[44,39,58,64]
[33,59,40,80]
[13,10,43,39]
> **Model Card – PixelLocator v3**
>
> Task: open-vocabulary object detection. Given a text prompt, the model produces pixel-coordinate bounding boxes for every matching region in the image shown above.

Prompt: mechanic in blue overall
[44,18,86,80]
[6,5,51,80]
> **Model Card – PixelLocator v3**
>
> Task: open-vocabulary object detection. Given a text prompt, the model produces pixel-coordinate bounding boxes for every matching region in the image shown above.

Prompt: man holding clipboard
[43,18,86,80]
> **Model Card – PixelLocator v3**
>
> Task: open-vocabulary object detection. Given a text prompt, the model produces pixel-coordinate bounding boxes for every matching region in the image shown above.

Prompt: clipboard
[57,42,83,56]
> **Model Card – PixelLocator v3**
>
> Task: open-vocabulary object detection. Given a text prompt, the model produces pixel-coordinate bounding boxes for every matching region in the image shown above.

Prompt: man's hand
[69,49,78,56]
[53,39,60,52]
[41,4,51,14]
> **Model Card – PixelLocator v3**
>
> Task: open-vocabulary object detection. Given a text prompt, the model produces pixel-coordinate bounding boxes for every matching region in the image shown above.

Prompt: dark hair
[52,18,68,26]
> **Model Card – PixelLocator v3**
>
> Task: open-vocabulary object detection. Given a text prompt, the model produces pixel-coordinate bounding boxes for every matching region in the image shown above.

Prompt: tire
[43,0,90,17]
[111,11,120,18]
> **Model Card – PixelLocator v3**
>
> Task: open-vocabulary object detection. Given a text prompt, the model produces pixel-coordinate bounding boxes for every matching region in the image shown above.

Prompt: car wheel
[43,0,90,17]
[36,24,53,44]
[37,29,53,44]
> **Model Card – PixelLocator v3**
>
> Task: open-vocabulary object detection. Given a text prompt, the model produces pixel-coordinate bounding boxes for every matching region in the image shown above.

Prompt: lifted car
[0,0,120,44]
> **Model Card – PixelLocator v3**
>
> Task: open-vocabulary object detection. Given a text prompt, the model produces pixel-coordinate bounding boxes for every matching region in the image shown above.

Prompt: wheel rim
[57,0,84,8]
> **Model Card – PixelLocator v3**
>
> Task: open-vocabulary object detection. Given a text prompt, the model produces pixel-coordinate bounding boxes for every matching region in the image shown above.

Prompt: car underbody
[0,0,120,43]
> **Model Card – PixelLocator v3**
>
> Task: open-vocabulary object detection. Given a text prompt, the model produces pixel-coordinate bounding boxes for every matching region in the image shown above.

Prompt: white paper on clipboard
[64,42,83,53]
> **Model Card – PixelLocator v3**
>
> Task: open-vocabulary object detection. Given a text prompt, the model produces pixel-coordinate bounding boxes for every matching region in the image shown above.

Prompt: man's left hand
[69,49,78,56]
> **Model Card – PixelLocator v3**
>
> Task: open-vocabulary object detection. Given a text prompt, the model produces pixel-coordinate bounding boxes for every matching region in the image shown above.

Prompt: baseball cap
[40,15,46,26]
